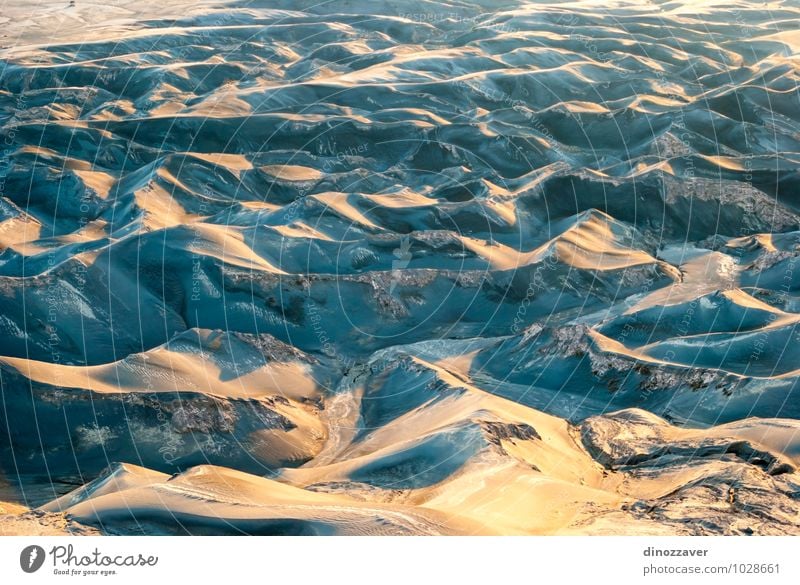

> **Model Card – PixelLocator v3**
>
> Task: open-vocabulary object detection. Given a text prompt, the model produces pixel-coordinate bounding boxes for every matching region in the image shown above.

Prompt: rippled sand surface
[2,0,800,535]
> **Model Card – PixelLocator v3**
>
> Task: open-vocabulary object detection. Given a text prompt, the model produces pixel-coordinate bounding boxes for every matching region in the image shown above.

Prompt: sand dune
[2,0,800,534]
[32,404,800,535]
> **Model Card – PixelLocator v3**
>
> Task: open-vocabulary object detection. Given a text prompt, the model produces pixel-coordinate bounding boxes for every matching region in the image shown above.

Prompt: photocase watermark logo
[19,545,46,573]
[16,544,158,577]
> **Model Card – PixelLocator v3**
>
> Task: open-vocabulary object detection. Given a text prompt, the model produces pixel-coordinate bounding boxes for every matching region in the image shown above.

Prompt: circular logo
[19,545,46,573]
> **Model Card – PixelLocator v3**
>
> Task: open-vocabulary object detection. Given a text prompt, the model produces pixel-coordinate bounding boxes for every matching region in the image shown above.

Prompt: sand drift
[1,0,800,535]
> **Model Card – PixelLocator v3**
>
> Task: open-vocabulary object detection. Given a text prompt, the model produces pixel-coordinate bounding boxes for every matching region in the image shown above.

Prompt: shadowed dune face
[2,0,800,535]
